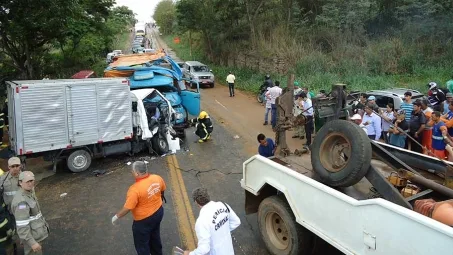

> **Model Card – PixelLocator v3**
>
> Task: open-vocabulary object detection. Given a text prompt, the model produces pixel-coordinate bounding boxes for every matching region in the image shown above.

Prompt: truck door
[180,90,201,116]
[66,84,99,146]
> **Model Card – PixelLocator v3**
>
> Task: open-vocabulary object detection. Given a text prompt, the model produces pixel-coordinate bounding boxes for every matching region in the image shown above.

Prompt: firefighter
[0,193,15,255]
[190,111,213,143]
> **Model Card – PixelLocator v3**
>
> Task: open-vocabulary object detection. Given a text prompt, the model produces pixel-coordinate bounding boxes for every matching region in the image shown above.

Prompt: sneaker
[207,134,212,140]
[198,139,204,143]
[263,121,268,125]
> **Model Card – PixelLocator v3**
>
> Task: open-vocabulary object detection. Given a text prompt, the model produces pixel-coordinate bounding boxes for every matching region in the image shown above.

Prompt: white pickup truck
[241,120,453,255]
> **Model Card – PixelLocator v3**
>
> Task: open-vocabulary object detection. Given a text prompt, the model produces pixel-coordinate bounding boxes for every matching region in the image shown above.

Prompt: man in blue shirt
[257,134,276,158]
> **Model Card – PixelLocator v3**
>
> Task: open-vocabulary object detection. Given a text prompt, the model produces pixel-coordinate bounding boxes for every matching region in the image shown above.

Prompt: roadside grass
[163,33,451,95]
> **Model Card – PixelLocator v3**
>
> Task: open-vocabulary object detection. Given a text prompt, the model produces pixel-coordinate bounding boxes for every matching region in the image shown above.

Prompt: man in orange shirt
[112,161,166,255]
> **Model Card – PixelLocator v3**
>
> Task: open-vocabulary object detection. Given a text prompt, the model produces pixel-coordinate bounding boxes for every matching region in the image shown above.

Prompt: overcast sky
[115,0,159,23]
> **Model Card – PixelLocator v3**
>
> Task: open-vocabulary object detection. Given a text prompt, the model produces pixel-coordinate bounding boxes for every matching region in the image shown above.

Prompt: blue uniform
[432,121,446,151]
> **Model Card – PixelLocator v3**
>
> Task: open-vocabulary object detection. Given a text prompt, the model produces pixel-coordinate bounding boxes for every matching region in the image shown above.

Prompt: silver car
[366,88,426,110]
[183,61,215,88]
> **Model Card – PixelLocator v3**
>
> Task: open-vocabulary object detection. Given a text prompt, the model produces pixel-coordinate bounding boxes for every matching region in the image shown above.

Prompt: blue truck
[105,55,200,138]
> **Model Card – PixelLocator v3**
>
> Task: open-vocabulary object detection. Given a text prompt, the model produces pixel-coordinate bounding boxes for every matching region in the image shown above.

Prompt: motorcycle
[257,87,267,104]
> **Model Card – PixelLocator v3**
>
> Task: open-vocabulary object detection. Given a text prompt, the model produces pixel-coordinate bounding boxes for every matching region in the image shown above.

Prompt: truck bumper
[173,123,189,138]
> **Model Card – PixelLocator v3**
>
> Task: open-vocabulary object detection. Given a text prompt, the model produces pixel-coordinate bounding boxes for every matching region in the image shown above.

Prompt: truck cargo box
[7,78,132,156]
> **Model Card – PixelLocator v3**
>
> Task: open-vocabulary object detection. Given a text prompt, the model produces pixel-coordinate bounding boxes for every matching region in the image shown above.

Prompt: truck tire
[209,83,214,88]
[67,150,92,173]
[311,119,372,187]
[258,196,313,255]
[152,133,169,155]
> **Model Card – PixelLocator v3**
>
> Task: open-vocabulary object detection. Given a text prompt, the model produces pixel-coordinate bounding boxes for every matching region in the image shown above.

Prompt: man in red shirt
[112,161,166,255]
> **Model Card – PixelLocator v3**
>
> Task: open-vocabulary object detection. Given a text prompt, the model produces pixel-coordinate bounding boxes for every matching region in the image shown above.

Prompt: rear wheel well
[245,184,288,215]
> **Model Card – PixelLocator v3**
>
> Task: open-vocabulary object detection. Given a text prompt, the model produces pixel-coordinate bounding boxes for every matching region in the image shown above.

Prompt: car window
[193,66,209,72]
[374,95,394,108]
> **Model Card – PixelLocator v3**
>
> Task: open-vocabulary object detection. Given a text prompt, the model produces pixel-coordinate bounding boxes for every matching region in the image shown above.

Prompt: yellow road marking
[166,154,197,249]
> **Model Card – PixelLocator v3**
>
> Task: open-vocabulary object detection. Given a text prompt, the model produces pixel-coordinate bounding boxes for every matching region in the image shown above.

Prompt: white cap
[350,114,362,120]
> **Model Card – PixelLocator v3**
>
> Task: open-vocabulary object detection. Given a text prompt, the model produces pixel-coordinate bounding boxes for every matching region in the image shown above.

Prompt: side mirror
[210,69,213,72]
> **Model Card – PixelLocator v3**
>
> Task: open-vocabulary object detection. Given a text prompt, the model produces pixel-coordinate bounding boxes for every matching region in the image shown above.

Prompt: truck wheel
[311,119,372,187]
[67,150,92,172]
[258,196,313,255]
[209,83,214,88]
[152,133,169,155]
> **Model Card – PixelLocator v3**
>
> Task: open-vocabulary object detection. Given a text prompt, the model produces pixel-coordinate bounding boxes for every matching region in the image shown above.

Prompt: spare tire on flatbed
[311,119,372,187]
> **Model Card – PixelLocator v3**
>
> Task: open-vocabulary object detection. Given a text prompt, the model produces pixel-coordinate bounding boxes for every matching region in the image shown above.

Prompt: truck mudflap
[241,155,453,255]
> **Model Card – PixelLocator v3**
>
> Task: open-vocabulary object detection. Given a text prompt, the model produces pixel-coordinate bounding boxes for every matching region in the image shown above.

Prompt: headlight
[211,75,215,80]
[175,112,184,120]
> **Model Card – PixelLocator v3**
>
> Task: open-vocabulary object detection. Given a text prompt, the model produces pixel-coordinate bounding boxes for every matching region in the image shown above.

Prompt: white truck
[7,78,179,172]
[241,120,453,255]
[135,23,146,36]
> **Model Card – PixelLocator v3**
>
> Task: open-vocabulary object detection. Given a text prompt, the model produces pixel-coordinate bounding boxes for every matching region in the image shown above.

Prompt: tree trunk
[189,31,192,58]
[244,0,265,49]
[286,0,293,30]
[24,41,34,79]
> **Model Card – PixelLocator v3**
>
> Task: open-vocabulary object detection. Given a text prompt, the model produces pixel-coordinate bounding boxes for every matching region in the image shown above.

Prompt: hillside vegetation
[0,1,136,83]
[154,0,453,93]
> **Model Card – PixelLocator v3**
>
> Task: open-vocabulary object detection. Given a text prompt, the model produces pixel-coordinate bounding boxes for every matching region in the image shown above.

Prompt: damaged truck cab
[104,55,201,138]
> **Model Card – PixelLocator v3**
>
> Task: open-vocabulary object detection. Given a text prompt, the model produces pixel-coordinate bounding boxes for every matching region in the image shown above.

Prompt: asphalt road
[0,28,335,255]
[26,110,268,255]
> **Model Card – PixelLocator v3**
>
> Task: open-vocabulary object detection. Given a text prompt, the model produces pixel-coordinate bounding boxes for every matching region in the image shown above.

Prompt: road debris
[92,170,107,177]
[60,193,68,198]
[233,135,240,139]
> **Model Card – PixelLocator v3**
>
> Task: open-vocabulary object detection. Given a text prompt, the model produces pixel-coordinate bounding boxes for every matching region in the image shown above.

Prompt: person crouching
[190,111,213,143]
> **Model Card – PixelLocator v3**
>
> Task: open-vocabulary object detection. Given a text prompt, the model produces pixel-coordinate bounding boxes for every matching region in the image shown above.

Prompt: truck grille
[200,76,210,79]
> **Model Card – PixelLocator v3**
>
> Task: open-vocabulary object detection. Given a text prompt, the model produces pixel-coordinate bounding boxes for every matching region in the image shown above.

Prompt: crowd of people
[255,76,453,162]
[257,75,327,158]
[350,81,453,161]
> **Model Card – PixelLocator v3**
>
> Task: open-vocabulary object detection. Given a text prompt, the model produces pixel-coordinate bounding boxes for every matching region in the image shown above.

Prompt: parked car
[176,62,184,69]
[366,88,426,110]
[132,43,142,53]
[106,53,115,63]
[144,48,156,54]
[182,61,215,88]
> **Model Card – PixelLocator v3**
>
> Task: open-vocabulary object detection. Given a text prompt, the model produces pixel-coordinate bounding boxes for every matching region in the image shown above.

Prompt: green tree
[57,0,115,59]
[153,0,176,34]
[0,0,78,79]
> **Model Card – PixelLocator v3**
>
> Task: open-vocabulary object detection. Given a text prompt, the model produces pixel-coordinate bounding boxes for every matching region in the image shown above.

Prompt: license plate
[201,80,209,83]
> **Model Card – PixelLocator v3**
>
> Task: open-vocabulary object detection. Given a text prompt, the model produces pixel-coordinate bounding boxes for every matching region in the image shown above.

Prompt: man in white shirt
[362,103,382,140]
[298,92,314,146]
[226,72,236,97]
[350,114,368,135]
[266,81,282,129]
[184,188,241,255]
[263,87,272,125]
